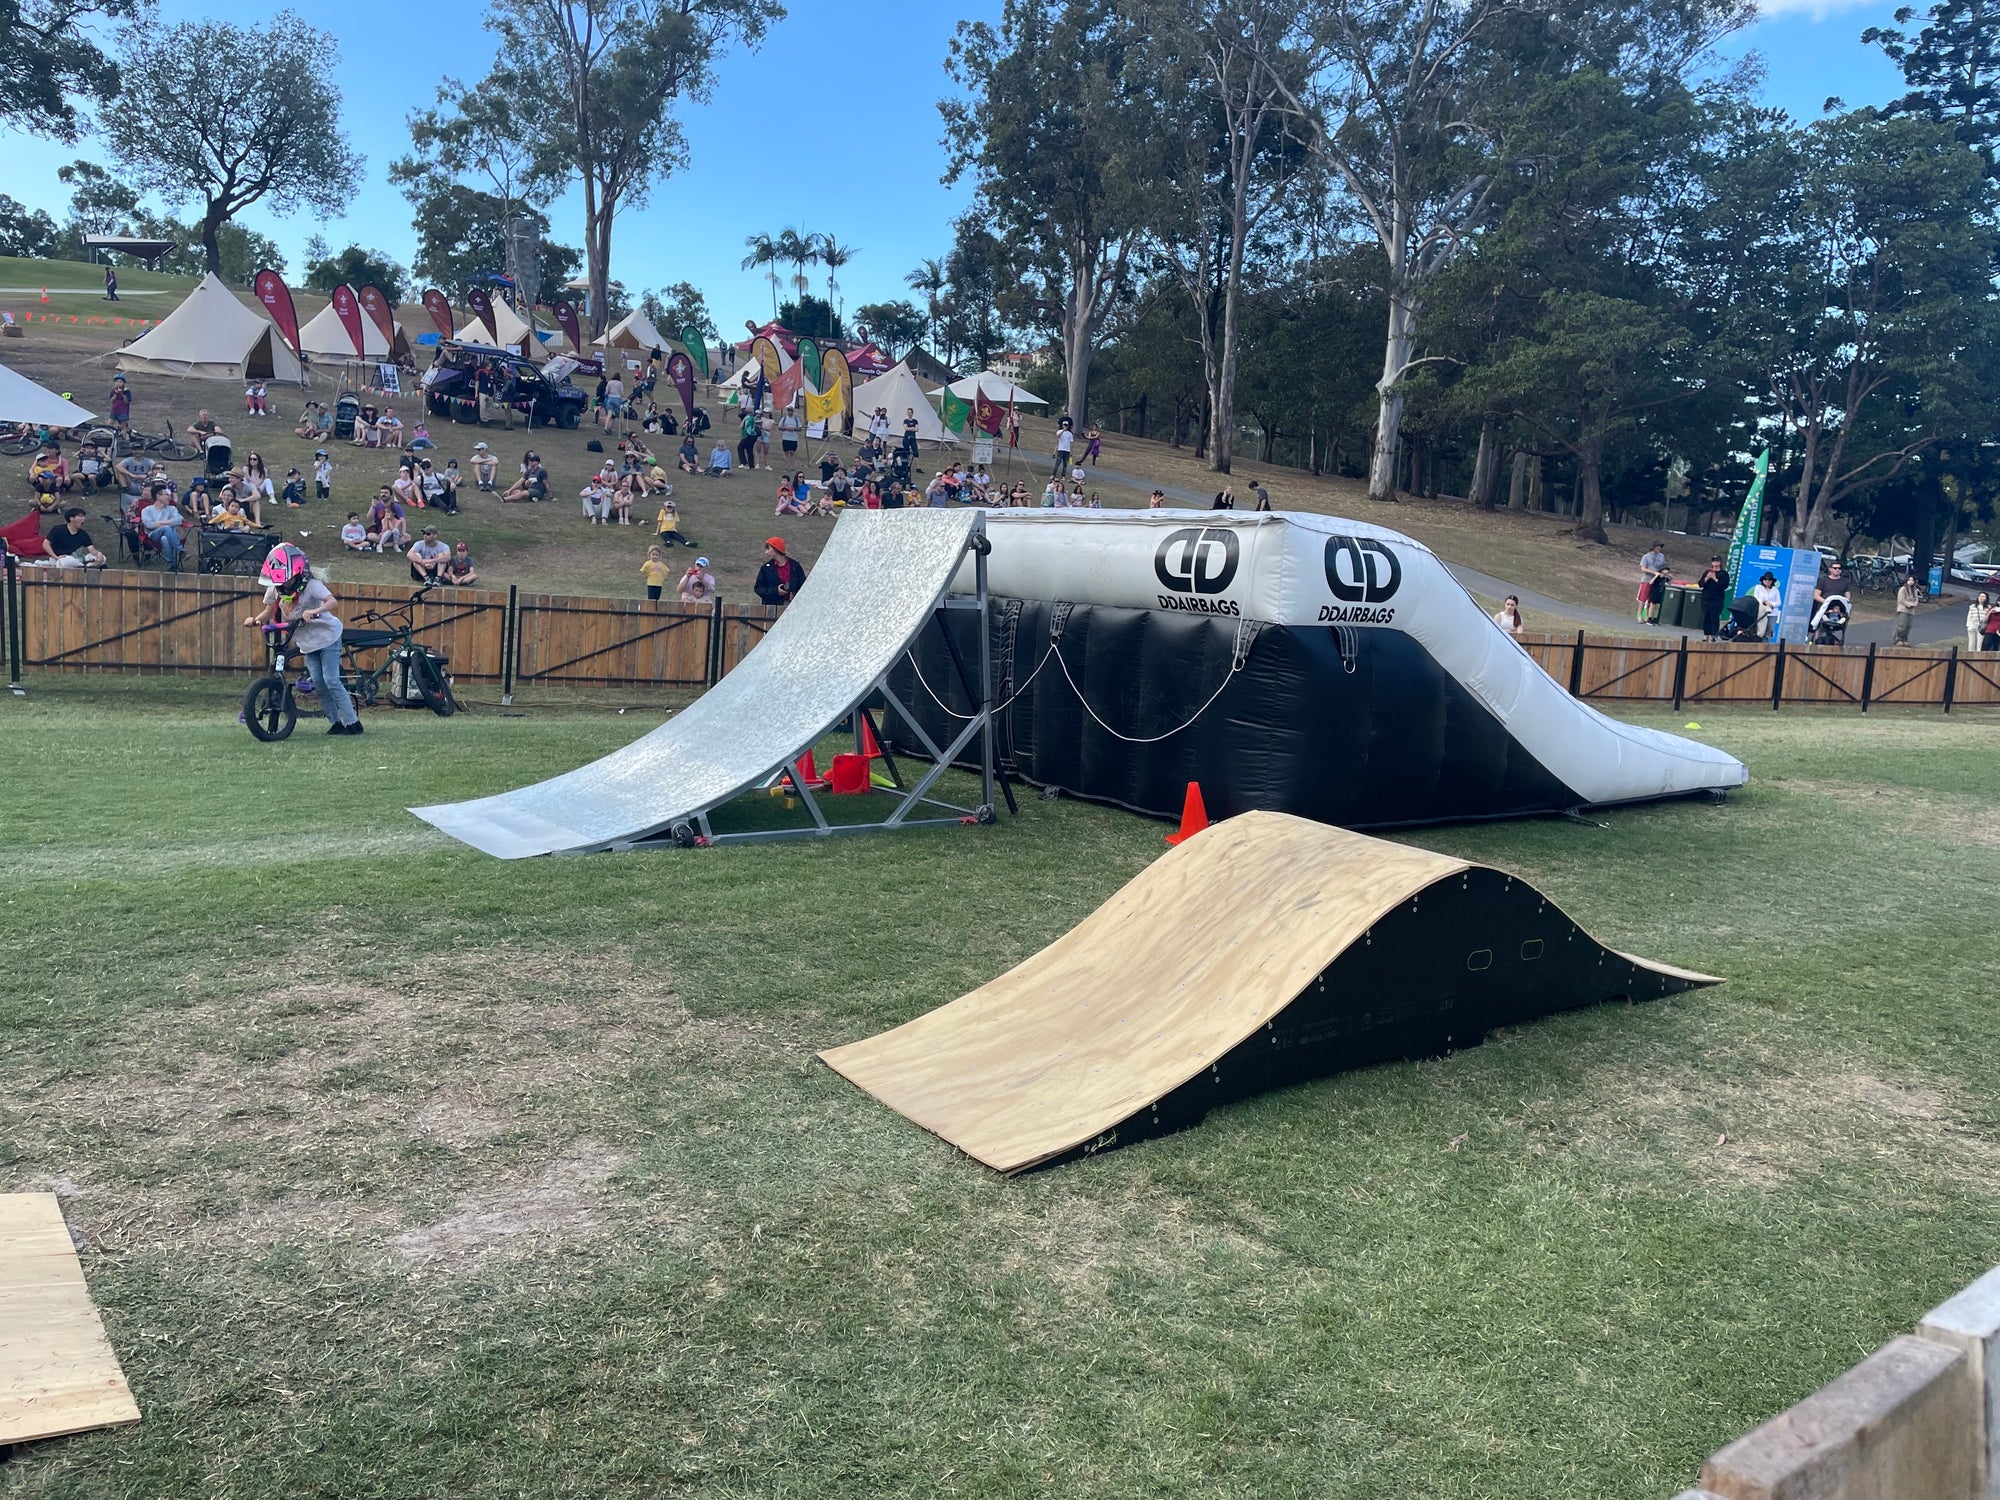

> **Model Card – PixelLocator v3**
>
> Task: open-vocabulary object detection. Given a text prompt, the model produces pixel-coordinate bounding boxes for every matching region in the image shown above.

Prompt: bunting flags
[940,388,971,435]
[682,326,708,378]
[253,269,300,354]
[420,288,455,339]
[331,284,366,357]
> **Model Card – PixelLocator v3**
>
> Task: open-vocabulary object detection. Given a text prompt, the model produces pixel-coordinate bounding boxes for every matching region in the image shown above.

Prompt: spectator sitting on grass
[438,460,462,514]
[444,542,478,585]
[775,479,806,516]
[351,402,379,448]
[183,478,214,524]
[677,435,700,474]
[43,507,105,569]
[341,512,369,551]
[471,442,498,491]
[656,497,691,546]
[407,420,435,450]
[610,475,636,525]
[580,475,613,525]
[282,468,307,508]
[502,452,550,503]
[186,410,220,445]
[407,525,450,584]
[75,442,111,492]
[209,497,254,531]
[370,488,410,551]
[708,443,732,476]
[377,408,405,449]
[28,444,71,504]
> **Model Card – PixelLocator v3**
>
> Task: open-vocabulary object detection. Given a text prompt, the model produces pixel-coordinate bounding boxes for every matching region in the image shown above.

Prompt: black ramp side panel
[885,602,1580,829]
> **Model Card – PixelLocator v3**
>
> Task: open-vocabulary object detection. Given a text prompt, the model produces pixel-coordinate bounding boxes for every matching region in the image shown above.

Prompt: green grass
[3,679,1998,1497]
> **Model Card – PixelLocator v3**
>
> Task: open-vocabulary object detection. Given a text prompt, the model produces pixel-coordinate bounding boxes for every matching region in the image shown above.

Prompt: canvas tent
[455,297,535,353]
[600,309,669,355]
[114,273,304,384]
[933,371,1047,406]
[0,361,95,428]
[851,360,948,443]
[298,302,412,366]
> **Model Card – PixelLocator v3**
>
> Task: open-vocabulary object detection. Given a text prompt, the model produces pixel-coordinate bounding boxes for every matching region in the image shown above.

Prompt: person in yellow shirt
[641,545,673,601]
[209,498,253,531]
[655,497,693,547]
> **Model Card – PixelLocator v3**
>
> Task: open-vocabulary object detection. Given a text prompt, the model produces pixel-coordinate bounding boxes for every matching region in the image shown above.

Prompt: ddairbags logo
[1154,526,1241,616]
[1318,535,1402,623]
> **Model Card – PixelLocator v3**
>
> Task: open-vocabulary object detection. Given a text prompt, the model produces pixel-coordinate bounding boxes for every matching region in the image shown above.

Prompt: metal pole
[975,524,996,817]
[5,553,21,695]
[1860,641,1876,713]
[1568,630,1585,698]
[1771,637,1786,712]
[501,583,517,704]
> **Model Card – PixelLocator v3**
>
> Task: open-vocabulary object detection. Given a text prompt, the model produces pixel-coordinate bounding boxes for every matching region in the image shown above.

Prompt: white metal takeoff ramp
[821,811,1721,1174]
[413,509,996,857]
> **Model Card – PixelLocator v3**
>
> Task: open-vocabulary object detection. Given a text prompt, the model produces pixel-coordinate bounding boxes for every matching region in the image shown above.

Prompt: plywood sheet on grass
[0,1193,140,1446]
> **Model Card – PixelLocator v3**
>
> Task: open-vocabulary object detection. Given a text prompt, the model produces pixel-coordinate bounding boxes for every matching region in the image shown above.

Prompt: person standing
[779,406,802,462]
[1492,595,1525,636]
[1051,416,1074,478]
[1966,592,1991,652]
[1638,541,1669,624]
[737,406,759,471]
[1981,598,2000,652]
[1894,573,1924,645]
[242,545,362,735]
[107,375,131,438]
[754,536,807,606]
[1696,556,1730,640]
[678,556,717,604]
[1753,570,1783,642]
[1254,483,1271,511]
[1085,423,1102,464]
[103,264,118,301]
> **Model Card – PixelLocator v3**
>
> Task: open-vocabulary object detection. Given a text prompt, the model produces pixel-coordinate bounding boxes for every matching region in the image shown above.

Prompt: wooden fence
[0,566,1993,711]
[0,565,778,692]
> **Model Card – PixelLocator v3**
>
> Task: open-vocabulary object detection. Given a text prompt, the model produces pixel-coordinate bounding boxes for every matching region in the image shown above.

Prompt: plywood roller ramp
[0,1193,141,1446]
[821,811,1720,1174]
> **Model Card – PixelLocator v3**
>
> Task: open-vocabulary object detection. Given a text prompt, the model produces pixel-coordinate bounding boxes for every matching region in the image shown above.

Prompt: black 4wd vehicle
[422,341,588,429]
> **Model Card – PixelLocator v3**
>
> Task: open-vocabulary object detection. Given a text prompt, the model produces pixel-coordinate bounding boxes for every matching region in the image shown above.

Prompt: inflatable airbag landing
[886,510,1746,829]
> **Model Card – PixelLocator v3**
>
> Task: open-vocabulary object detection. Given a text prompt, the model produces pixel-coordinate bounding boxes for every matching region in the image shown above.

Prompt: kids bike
[242,586,458,741]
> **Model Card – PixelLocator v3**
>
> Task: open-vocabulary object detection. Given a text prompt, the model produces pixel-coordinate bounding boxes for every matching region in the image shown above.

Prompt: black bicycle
[242,586,457,741]
[124,417,201,462]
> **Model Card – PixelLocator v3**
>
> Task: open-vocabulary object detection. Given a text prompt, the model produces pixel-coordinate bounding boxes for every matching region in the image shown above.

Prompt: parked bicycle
[122,417,201,462]
[242,583,458,741]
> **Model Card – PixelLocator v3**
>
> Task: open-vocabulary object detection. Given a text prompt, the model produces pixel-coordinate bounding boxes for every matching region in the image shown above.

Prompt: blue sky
[10,0,1913,328]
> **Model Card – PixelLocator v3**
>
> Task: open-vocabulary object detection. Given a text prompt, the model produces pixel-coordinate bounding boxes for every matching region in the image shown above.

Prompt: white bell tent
[113,273,304,383]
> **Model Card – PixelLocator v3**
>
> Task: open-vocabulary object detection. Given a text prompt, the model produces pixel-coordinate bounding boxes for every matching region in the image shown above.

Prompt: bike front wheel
[243,676,298,741]
[410,652,458,717]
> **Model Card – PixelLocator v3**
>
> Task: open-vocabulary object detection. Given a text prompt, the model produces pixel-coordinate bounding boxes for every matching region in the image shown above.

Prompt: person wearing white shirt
[1753,571,1783,641]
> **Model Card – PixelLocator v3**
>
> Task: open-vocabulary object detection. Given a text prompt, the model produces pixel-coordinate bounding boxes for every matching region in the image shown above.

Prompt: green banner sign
[1725,450,1770,599]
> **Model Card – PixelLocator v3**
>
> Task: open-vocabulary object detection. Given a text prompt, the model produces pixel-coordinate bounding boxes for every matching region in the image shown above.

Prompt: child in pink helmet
[242,544,363,735]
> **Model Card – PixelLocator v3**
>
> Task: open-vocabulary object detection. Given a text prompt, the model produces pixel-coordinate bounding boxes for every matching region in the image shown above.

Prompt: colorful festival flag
[940,387,971,434]
[681,326,709,379]
[330,285,367,358]
[253,269,300,354]
[805,385,843,425]
[420,288,456,339]
[795,337,822,390]
[750,335,783,390]
[465,286,498,342]
[552,299,583,350]
[356,285,397,348]
[973,389,1006,436]
[665,352,696,419]
[1725,450,1770,597]
[819,349,853,436]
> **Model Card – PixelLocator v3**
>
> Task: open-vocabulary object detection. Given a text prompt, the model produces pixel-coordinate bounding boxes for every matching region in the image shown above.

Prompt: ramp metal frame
[620,520,1001,850]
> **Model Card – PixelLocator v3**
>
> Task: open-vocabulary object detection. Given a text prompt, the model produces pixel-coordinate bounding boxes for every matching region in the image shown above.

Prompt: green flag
[940,387,971,434]
[796,337,822,390]
[681,326,708,379]
[1724,450,1769,599]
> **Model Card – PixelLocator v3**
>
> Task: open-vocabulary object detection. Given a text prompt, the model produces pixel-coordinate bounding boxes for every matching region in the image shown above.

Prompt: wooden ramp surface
[822,811,1716,1173]
[0,1193,140,1446]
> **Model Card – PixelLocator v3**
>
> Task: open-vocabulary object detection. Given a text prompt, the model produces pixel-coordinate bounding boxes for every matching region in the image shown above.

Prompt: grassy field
[2,677,1997,1498]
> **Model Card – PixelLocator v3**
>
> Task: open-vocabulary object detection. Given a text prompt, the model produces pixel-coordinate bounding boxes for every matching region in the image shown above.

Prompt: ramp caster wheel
[969,533,992,556]
[670,822,697,848]
[975,805,996,825]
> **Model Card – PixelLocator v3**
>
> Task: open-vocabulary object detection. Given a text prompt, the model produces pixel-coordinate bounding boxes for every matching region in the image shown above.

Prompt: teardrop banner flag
[552,299,582,350]
[1725,449,1770,599]
[750,335,783,390]
[795,337,822,390]
[681,326,708,379]
[331,284,367,357]
[940,387,971,435]
[357,285,396,348]
[665,352,696,419]
[820,348,853,436]
[465,286,497,342]
[253,269,301,355]
[420,288,455,339]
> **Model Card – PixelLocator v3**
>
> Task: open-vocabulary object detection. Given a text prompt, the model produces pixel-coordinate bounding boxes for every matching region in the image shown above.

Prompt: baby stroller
[333,394,360,442]
[1720,596,1761,642]
[1812,595,1851,646]
[203,433,233,481]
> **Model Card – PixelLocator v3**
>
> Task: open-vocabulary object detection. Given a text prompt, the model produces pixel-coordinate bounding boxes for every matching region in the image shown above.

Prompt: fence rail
[0,564,778,691]
[0,566,1992,711]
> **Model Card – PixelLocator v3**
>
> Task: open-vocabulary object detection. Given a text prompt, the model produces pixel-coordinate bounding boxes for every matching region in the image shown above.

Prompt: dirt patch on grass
[1767,777,2000,844]
[4,943,809,1268]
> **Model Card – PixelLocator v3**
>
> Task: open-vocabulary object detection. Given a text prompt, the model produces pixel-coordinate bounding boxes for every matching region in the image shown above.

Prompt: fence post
[1671,634,1688,711]
[1943,646,1958,713]
[1568,629,1585,698]
[1860,641,1876,714]
[1771,638,1786,712]
[707,598,724,686]
[4,553,20,696]
[501,583,518,705]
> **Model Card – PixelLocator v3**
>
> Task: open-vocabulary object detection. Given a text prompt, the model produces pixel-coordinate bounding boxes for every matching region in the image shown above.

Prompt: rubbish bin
[1661,584,1696,629]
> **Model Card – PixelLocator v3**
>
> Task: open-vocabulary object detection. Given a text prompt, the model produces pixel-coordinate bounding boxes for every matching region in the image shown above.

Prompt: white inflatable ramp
[413,509,996,857]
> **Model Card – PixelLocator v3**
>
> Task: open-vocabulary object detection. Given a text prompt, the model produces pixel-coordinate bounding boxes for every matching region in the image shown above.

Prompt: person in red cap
[754,536,808,606]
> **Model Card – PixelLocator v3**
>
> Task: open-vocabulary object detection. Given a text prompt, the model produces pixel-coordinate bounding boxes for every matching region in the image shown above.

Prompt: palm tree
[816,234,858,321]
[905,258,946,349]
[740,232,781,319]
[774,227,818,313]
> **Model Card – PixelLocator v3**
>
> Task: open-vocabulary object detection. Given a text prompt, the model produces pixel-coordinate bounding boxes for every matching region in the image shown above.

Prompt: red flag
[665,352,696,419]
[330,284,366,357]
[552,299,582,350]
[974,388,1005,436]
[420,288,455,339]
[254,269,300,354]
[357,285,396,348]
[465,287,497,342]
[771,356,806,408]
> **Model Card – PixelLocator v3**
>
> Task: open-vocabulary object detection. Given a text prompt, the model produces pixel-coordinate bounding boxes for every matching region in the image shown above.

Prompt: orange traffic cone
[1165,782,1209,846]
[786,749,826,790]
[39,288,48,304]
[858,714,883,760]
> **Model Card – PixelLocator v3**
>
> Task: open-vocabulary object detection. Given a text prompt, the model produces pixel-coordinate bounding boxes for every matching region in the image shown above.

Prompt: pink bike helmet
[259,543,314,593]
